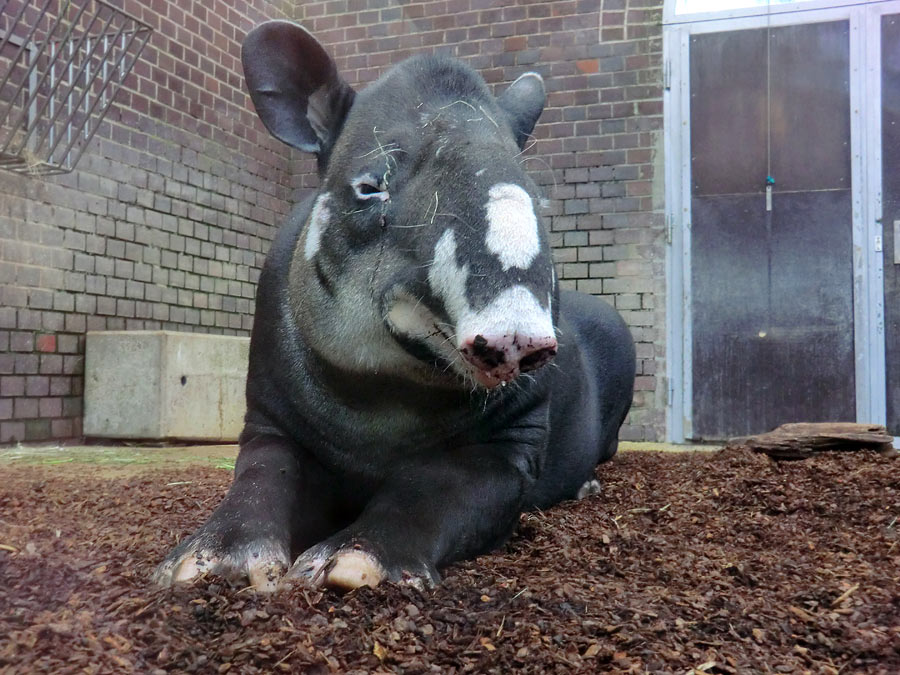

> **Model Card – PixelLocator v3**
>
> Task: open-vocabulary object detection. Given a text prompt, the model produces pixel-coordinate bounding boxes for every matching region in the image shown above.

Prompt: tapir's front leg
[154,435,339,592]
[286,439,542,591]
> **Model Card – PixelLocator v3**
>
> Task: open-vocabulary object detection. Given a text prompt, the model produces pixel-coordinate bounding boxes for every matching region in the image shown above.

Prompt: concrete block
[84,331,248,441]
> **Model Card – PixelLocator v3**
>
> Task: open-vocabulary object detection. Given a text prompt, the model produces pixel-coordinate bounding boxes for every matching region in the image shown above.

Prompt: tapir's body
[155,21,635,592]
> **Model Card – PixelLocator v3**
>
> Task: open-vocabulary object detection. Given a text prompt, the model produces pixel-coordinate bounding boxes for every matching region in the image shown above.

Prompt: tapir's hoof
[283,541,436,592]
[325,550,387,590]
[576,479,602,499]
[153,535,290,593]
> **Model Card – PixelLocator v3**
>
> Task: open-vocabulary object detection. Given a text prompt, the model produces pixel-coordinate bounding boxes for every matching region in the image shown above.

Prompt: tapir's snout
[460,332,557,388]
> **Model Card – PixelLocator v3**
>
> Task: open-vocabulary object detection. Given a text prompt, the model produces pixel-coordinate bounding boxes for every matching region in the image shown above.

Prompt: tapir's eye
[351,174,389,202]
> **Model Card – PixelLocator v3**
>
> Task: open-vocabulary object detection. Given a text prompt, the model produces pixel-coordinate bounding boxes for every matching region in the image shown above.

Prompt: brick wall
[0,0,295,443]
[293,0,667,441]
[1,0,666,444]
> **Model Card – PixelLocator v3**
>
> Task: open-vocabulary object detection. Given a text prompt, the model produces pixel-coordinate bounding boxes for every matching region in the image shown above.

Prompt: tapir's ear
[497,72,546,149]
[242,21,355,157]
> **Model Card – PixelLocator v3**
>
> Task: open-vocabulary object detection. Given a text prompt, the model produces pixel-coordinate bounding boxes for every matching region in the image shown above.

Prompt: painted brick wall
[292,0,667,441]
[0,0,295,442]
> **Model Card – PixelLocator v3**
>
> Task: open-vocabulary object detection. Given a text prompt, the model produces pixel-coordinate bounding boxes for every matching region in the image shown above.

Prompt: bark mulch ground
[1,448,898,674]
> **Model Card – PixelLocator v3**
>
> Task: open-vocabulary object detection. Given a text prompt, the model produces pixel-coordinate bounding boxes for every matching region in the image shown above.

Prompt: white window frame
[665,0,894,24]
[663,0,900,443]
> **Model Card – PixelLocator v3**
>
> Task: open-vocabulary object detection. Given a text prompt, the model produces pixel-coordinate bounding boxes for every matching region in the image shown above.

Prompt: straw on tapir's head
[243,21,557,389]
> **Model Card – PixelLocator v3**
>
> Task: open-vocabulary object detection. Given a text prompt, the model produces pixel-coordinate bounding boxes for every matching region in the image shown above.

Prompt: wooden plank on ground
[727,422,894,459]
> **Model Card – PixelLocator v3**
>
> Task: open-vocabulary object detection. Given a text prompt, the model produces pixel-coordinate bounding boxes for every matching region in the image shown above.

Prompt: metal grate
[0,0,152,175]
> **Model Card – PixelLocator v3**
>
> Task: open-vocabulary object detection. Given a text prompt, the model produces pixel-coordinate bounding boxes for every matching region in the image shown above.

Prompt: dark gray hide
[154,21,636,592]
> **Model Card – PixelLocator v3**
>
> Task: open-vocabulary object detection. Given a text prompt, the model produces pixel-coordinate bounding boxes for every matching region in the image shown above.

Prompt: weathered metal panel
[692,192,855,439]
[690,29,767,196]
[769,21,851,192]
[689,18,857,440]
[883,13,900,435]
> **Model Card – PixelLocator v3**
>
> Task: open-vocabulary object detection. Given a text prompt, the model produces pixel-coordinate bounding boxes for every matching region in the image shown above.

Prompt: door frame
[663,0,899,442]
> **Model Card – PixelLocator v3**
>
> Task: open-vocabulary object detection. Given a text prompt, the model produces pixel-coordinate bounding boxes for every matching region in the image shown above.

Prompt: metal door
[884,13,900,436]
[689,21,855,439]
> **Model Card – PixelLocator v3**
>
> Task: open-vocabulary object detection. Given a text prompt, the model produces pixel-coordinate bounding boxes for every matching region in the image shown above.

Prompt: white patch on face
[455,285,554,351]
[427,229,470,322]
[304,193,331,260]
[484,183,540,271]
[386,290,439,340]
[427,229,553,352]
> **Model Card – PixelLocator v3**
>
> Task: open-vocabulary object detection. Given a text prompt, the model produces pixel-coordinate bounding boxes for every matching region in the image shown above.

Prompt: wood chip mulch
[1,448,898,674]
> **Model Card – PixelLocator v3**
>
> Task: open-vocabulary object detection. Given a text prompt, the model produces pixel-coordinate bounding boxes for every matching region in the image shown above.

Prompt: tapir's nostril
[519,344,557,372]
[470,334,506,368]
[461,333,558,386]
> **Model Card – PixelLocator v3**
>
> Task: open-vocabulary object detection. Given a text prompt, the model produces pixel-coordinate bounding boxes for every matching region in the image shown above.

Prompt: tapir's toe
[326,550,386,590]
[284,540,437,592]
[246,557,289,593]
[171,548,221,583]
[153,536,290,593]
[576,478,602,499]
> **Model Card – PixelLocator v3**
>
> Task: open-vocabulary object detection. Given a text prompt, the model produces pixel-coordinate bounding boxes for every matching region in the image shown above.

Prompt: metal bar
[91,0,153,33]
[27,28,37,131]
[679,27,694,441]
[1,0,102,157]
[54,25,149,167]
[850,7,872,424]
[862,3,887,425]
[0,0,48,68]
[0,0,57,153]
[101,33,107,108]
[31,9,123,160]
[65,26,151,172]
[49,39,55,156]
[84,36,90,141]
[20,6,112,157]
[0,0,155,174]
[42,21,137,166]
[66,38,73,166]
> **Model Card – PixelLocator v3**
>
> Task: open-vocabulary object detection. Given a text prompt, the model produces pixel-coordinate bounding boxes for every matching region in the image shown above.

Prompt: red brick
[36,333,56,353]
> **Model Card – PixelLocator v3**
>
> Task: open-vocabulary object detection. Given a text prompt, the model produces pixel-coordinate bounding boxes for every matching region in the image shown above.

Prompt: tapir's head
[243,22,557,389]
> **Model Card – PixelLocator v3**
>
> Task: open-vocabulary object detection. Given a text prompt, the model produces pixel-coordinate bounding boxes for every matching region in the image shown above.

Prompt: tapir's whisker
[438,334,457,350]
[479,105,499,129]
[433,212,479,235]
[513,135,538,158]
[518,155,559,192]
[356,143,400,159]
[430,192,439,223]
[439,99,476,112]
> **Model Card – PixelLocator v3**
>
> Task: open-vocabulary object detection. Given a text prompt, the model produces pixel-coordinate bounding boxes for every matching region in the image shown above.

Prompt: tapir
[154,20,636,593]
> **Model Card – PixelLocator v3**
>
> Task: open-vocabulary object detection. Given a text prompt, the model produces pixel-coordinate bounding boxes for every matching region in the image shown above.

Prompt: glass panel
[675,0,816,15]
[769,21,850,191]
[690,29,767,196]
